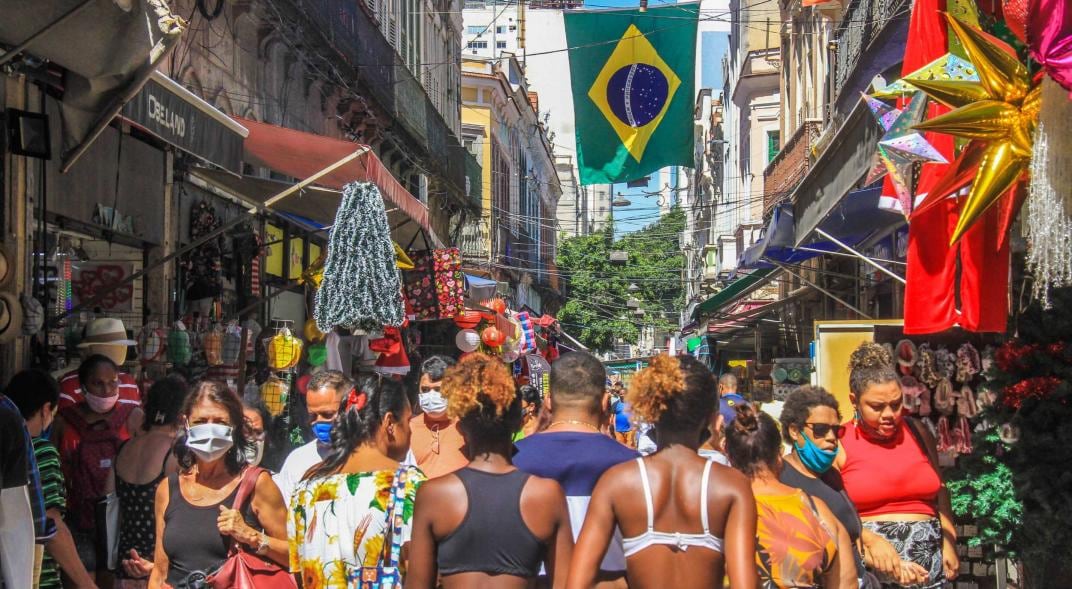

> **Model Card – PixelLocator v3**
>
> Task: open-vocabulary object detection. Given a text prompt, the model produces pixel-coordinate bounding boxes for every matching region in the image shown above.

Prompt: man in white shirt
[273,370,351,505]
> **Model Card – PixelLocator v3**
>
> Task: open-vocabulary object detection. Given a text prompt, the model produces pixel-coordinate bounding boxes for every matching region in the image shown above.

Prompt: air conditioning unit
[609,251,628,264]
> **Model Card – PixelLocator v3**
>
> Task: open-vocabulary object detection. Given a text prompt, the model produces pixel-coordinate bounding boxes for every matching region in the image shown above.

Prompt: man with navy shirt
[514,351,636,589]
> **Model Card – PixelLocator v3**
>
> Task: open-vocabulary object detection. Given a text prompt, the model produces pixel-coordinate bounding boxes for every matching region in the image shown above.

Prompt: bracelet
[255,532,270,555]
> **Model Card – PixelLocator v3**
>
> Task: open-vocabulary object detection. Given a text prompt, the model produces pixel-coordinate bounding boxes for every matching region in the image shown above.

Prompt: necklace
[547,419,600,432]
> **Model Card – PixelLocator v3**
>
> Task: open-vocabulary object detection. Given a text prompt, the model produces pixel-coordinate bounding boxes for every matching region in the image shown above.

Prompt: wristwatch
[255,532,270,555]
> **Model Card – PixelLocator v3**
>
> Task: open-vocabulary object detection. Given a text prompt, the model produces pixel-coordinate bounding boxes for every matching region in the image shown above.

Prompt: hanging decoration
[300,252,326,289]
[403,248,465,320]
[1029,0,1072,94]
[453,309,482,329]
[314,182,405,332]
[167,321,192,366]
[862,91,949,214]
[1024,78,1072,305]
[909,14,1041,245]
[266,327,303,370]
[456,329,480,353]
[481,326,505,347]
[871,53,979,100]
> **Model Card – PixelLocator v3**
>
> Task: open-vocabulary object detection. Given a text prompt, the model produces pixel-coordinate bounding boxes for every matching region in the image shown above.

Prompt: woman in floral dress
[288,374,424,588]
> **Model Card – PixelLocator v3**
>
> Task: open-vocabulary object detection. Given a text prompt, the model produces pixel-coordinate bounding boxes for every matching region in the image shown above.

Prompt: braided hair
[848,342,900,397]
[302,373,408,481]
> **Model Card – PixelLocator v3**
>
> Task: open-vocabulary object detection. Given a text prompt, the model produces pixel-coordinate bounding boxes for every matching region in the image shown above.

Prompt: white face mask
[186,423,234,462]
[244,438,265,467]
[85,393,119,414]
[419,390,448,417]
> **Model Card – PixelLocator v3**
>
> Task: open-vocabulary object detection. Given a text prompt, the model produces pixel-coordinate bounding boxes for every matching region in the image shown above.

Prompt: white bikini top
[621,457,725,557]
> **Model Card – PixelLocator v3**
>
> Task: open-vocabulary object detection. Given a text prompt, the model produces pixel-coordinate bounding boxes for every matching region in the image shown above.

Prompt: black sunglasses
[805,423,844,438]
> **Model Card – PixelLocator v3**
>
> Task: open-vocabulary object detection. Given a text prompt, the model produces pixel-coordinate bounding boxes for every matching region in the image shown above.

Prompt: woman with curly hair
[407,353,574,589]
[566,355,757,589]
[288,373,424,588]
[835,343,958,588]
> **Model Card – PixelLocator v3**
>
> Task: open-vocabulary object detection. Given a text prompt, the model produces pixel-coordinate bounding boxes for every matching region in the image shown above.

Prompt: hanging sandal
[936,416,954,453]
[933,377,955,416]
[957,384,978,419]
[956,416,973,454]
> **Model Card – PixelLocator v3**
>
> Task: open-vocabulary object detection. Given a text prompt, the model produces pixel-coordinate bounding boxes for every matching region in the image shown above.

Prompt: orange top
[408,414,468,479]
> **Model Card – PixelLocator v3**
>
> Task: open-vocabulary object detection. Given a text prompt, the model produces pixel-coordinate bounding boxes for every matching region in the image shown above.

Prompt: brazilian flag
[564,3,698,185]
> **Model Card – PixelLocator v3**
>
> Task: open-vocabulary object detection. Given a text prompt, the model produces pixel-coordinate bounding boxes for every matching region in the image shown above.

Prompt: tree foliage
[555,207,685,352]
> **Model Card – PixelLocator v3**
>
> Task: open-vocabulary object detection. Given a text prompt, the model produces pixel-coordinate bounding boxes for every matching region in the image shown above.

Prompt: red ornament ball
[453,309,482,329]
[481,326,506,347]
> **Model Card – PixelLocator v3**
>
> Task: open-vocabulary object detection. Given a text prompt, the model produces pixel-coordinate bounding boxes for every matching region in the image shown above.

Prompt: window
[496,25,507,34]
[767,130,780,164]
[467,25,485,34]
[467,40,488,49]
[496,41,507,48]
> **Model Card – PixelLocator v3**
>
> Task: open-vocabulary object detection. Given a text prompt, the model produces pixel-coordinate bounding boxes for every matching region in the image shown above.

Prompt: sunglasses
[805,423,844,438]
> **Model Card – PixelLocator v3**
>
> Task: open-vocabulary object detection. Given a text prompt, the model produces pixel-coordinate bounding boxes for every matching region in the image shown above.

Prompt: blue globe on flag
[606,63,670,128]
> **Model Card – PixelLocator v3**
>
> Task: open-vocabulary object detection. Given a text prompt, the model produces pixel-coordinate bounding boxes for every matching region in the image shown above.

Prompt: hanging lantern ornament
[456,328,481,352]
[482,326,505,347]
[909,14,1040,246]
[453,309,482,329]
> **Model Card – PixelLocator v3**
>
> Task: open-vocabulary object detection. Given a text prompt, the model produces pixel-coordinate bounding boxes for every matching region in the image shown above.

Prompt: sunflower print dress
[755,490,838,588]
[288,466,426,588]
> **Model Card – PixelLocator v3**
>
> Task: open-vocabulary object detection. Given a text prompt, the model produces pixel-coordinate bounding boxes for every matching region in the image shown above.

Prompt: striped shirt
[33,437,66,589]
[58,368,141,409]
[0,395,51,543]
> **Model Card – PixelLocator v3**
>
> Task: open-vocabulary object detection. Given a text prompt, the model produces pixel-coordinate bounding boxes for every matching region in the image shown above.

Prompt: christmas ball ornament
[453,309,482,330]
[482,326,505,347]
[456,329,480,352]
[999,422,1021,444]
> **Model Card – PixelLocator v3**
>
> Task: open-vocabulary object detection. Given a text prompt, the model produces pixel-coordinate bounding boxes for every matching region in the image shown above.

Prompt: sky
[581,0,730,238]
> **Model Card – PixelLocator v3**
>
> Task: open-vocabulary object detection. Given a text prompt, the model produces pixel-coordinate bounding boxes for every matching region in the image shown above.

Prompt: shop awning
[740,188,902,270]
[0,0,185,171]
[792,99,885,246]
[690,268,779,320]
[231,117,441,247]
[121,71,248,174]
[464,274,498,301]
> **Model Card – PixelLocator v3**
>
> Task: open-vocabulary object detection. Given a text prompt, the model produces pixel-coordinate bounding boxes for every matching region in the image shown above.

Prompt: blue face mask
[794,432,838,474]
[311,421,333,445]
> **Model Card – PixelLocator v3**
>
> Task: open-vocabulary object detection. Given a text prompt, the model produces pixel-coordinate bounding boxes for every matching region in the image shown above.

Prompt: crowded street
[1,0,1070,587]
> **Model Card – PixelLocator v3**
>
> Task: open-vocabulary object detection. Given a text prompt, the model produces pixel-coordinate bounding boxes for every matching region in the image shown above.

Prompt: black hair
[174,380,251,475]
[519,384,542,407]
[4,370,60,420]
[779,385,840,444]
[421,355,456,382]
[78,354,119,388]
[725,404,783,477]
[304,373,409,480]
[243,398,273,435]
[141,375,188,431]
[549,351,606,409]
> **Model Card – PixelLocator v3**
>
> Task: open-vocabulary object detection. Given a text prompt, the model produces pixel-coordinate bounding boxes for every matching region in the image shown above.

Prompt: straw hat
[0,244,12,289]
[77,317,137,348]
[0,291,25,344]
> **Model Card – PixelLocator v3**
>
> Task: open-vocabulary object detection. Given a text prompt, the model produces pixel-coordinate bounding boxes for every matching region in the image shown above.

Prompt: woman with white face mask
[54,354,146,582]
[148,381,289,588]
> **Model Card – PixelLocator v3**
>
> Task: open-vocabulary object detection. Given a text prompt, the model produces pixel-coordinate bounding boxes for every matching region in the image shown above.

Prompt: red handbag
[206,467,297,589]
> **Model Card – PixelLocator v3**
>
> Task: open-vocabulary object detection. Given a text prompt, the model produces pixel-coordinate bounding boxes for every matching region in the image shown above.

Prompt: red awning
[232,117,438,245]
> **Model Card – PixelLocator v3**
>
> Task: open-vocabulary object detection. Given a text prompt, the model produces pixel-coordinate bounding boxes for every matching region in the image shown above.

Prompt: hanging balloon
[502,349,520,363]
[453,309,482,330]
[482,326,505,347]
[456,329,481,352]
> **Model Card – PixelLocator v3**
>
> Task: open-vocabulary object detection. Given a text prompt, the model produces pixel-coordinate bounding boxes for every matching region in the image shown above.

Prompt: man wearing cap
[698,373,747,465]
[58,318,141,410]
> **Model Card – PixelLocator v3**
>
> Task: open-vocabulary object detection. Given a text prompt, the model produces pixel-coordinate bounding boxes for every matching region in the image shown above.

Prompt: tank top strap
[157,448,172,480]
[700,459,713,534]
[635,457,655,531]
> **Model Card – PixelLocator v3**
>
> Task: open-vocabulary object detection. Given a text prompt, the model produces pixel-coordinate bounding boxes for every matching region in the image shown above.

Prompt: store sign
[122,78,244,174]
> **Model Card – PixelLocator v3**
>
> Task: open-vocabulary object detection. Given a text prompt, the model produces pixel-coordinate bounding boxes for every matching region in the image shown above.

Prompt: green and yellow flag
[564,3,698,185]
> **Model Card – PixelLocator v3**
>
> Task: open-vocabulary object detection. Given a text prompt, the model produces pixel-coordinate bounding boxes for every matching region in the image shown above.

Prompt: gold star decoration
[909,13,1040,245]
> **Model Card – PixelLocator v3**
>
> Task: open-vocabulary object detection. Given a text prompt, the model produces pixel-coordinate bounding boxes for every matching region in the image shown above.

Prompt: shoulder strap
[381,466,410,568]
[904,417,940,472]
[700,459,713,534]
[158,447,173,479]
[636,458,655,531]
[231,466,265,513]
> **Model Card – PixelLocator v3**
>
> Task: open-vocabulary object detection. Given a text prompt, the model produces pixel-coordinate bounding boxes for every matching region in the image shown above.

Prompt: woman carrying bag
[148,381,291,588]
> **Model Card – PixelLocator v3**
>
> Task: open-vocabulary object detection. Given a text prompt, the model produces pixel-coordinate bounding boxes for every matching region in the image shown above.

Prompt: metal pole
[773,262,872,319]
[796,246,907,266]
[815,228,907,284]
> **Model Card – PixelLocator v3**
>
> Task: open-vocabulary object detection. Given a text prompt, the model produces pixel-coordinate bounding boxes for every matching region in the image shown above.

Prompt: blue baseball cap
[719,393,748,424]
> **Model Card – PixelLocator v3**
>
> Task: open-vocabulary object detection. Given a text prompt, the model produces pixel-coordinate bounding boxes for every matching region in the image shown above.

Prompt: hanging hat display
[138,322,168,364]
[267,327,303,371]
[373,327,410,375]
[0,291,24,344]
[202,327,224,366]
[260,376,289,416]
[19,293,44,336]
[166,321,192,366]
[220,324,243,366]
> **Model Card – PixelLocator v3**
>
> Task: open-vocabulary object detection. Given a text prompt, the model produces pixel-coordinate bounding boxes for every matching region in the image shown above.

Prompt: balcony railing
[762,120,822,217]
[295,0,466,194]
[831,0,909,100]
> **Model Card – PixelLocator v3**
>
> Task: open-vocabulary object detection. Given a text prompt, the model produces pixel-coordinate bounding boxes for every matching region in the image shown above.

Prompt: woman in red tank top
[834,343,958,588]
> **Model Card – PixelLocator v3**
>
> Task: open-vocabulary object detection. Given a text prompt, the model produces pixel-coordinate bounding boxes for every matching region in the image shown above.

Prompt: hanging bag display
[266,328,303,371]
[167,321,192,366]
[206,467,296,589]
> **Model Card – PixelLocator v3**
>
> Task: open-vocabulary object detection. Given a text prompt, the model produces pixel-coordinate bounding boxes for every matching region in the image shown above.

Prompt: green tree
[556,207,685,352]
